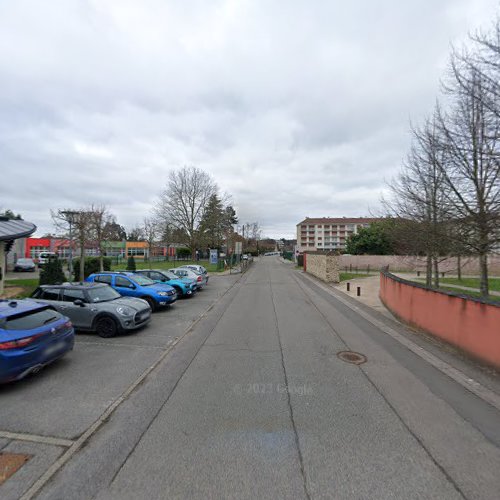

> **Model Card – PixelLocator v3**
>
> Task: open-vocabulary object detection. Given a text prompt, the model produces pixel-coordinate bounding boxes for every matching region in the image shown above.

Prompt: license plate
[43,341,66,358]
[159,301,167,306]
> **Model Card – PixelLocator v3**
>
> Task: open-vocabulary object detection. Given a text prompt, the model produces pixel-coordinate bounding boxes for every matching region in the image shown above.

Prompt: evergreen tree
[126,256,136,271]
[39,259,66,285]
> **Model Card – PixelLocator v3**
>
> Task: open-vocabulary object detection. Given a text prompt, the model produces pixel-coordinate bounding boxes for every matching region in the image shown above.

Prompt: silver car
[31,282,151,338]
[171,267,208,289]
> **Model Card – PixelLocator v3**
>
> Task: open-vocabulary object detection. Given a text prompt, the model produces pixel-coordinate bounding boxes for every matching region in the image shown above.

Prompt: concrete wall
[379,271,500,369]
[340,254,500,275]
[305,254,340,283]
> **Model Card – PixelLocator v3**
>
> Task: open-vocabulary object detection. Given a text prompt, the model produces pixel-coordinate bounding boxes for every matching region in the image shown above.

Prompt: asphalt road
[3,258,500,499]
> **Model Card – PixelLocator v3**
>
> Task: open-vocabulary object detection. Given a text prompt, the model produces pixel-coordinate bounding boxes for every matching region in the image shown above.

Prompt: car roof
[90,271,134,276]
[41,281,108,289]
[0,299,48,318]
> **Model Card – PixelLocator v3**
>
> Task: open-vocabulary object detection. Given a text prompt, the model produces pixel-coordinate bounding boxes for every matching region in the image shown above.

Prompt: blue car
[134,269,197,298]
[0,299,75,384]
[86,272,177,311]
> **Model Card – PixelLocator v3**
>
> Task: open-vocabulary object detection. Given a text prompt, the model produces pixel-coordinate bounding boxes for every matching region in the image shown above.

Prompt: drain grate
[337,351,367,365]
[0,453,31,485]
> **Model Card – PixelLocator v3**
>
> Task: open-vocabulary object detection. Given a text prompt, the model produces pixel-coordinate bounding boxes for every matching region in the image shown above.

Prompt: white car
[171,267,208,289]
[179,265,209,282]
[37,251,58,267]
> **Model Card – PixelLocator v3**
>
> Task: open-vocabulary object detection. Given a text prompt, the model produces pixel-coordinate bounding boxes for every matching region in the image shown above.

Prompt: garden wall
[339,254,500,275]
[379,270,500,369]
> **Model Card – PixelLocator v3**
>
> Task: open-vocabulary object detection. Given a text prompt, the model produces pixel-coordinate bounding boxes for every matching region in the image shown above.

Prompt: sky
[1,0,498,239]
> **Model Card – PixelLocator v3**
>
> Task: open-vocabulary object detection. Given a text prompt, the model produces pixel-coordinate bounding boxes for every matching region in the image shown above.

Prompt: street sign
[209,249,218,265]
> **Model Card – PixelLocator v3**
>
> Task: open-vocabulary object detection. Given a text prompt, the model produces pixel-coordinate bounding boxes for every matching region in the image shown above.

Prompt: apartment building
[296,217,380,252]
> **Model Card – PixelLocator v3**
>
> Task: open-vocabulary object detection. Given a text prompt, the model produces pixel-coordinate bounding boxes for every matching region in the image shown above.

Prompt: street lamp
[60,210,79,278]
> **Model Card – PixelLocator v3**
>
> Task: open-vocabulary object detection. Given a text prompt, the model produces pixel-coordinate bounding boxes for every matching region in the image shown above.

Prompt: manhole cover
[0,453,31,485]
[337,351,367,365]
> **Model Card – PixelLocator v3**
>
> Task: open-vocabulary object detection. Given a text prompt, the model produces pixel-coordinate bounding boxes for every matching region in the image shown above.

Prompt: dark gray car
[31,282,151,338]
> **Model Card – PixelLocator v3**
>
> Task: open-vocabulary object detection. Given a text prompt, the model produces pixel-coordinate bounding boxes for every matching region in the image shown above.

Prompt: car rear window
[41,289,60,301]
[94,275,112,284]
[0,308,63,331]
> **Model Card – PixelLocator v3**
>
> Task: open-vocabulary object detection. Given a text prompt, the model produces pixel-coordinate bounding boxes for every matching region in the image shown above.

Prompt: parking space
[0,274,238,494]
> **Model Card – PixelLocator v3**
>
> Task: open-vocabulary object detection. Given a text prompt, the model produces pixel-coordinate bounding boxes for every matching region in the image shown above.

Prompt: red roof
[297,217,380,226]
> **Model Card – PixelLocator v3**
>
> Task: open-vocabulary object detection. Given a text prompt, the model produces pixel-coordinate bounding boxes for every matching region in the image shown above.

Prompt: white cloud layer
[0,0,498,237]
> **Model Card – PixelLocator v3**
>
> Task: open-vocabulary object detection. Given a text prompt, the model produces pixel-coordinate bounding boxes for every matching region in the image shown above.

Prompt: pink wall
[380,272,500,369]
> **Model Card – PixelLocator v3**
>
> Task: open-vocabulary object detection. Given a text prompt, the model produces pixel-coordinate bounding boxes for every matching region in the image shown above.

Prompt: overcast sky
[1,0,498,239]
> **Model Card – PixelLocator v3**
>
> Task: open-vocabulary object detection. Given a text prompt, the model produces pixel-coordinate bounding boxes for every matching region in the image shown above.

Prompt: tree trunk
[79,243,85,281]
[433,256,439,288]
[457,254,461,281]
[426,254,432,287]
[479,252,489,297]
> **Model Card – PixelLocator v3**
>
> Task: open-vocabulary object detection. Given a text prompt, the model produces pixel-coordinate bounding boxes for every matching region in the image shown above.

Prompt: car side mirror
[129,284,136,289]
[74,299,85,307]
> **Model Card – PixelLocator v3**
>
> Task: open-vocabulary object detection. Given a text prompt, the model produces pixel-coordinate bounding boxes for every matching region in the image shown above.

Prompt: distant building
[296,217,380,253]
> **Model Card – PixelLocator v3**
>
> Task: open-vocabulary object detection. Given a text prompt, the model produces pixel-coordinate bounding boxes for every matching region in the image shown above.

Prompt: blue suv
[134,270,197,298]
[86,272,177,311]
[0,299,75,384]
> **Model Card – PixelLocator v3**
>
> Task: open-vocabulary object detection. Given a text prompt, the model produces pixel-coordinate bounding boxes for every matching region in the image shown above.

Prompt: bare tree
[142,217,159,267]
[52,209,94,281]
[154,166,218,258]
[386,115,451,287]
[89,204,114,272]
[437,65,500,296]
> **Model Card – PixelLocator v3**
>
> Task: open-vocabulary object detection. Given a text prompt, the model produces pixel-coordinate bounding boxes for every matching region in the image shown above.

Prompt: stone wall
[305,254,340,283]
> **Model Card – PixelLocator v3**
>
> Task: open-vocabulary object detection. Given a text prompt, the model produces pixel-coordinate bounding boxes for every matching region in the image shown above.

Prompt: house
[296,217,380,253]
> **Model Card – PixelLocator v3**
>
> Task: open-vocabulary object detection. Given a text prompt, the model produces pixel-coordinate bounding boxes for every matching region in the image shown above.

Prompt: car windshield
[17,259,32,264]
[87,287,122,303]
[164,271,178,280]
[131,275,155,286]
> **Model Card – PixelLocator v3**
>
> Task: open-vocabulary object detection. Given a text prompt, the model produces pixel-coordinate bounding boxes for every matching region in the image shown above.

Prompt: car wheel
[143,296,157,311]
[95,316,118,338]
[173,286,183,297]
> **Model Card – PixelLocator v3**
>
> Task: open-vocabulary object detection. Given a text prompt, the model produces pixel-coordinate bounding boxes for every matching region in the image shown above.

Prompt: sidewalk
[331,275,393,317]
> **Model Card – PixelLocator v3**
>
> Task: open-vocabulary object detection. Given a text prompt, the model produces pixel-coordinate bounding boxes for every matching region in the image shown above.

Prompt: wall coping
[380,268,500,308]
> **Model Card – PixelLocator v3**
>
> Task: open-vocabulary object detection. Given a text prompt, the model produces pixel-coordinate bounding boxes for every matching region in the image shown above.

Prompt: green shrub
[39,259,66,285]
[176,247,191,258]
[73,257,111,280]
[126,256,136,271]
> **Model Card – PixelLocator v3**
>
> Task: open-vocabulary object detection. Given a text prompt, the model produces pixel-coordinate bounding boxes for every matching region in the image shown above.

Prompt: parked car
[134,270,197,298]
[171,267,208,289]
[31,282,151,338]
[85,272,177,311]
[14,257,36,272]
[37,251,58,267]
[0,299,75,384]
[179,264,209,282]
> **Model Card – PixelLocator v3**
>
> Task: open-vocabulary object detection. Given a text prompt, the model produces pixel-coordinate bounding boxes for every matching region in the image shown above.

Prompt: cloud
[0,0,498,238]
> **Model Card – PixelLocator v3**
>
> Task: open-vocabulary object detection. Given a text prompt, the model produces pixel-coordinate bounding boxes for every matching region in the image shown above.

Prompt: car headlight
[157,291,169,297]
[116,306,134,316]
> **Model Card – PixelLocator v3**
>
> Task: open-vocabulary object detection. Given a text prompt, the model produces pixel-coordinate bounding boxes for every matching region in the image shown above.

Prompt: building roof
[0,217,36,242]
[297,217,380,226]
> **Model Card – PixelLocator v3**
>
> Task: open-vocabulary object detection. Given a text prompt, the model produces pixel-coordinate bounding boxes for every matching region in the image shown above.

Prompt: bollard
[347,283,350,291]
[357,286,361,296]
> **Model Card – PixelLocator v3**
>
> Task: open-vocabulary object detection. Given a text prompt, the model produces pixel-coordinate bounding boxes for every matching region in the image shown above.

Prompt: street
[2,258,500,499]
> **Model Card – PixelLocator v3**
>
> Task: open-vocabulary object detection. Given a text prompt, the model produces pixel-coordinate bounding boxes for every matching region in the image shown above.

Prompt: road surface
[28,258,500,499]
